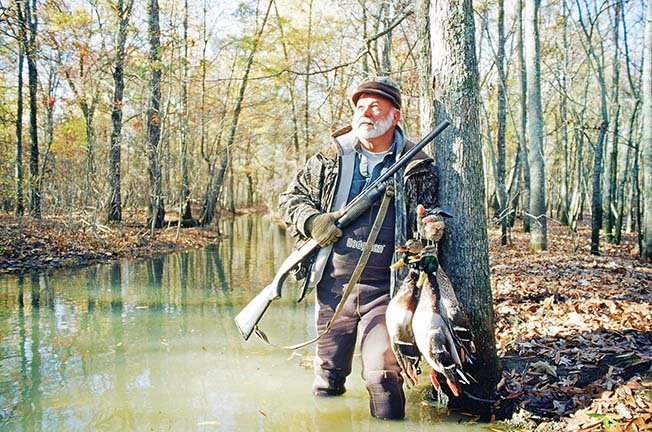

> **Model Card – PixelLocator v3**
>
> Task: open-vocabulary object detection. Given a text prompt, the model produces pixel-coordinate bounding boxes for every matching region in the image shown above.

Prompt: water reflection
[0,215,482,431]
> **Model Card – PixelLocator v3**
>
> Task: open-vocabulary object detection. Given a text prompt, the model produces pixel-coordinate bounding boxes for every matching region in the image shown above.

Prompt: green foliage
[53,114,86,158]
[0,76,15,207]
[48,7,93,32]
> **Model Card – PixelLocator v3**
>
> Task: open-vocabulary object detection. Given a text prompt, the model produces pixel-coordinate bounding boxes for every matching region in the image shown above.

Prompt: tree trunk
[416,0,434,140]
[524,0,547,251]
[576,0,609,255]
[42,67,57,194]
[642,0,652,259]
[25,0,40,218]
[570,125,586,229]
[615,106,637,244]
[227,155,236,213]
[361,0,369,74]
[380,4,392,76]
[430,0,499,415]
[590,123,607,255]
[516,0,530,233]
[496,0,508,245]
[558,0,570,226]
[180,0,192,222]
[14,17,25,216]
[107,0,133,223]
[303,0,313,151]
[604,0,622,243]
[147,0,165,230]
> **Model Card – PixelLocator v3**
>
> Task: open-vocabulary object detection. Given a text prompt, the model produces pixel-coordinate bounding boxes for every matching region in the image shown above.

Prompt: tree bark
[361,0,369,74]
[303,0,313,151]
[430,0,499,415]
[615,105,637,243]
[147,0,165,230]
[604,0,622,243]
[14,6,25,216]
[380,3,392,76]
[576,0,609,255]
[107,0,133,223]
[496,0,508,244]
[558,0,570,226]
[416,0,434,141]
[516,0,531,233]
[642,0,652,259]
[25,0,40,218]
[524,0,547,251]
[179,0,192,222]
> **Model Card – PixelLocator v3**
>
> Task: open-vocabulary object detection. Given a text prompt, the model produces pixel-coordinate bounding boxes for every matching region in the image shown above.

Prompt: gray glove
[422,214,445,242]
[306,211,343,247]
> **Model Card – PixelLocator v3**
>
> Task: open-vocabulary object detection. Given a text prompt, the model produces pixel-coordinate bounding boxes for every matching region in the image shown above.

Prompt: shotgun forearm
[336,181,388,229]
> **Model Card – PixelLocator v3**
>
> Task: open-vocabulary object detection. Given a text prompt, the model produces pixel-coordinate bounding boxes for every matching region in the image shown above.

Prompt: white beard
[353,110,395,140]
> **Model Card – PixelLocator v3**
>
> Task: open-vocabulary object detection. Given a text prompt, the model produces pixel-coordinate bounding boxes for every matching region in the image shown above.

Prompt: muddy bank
[0,213,221,274]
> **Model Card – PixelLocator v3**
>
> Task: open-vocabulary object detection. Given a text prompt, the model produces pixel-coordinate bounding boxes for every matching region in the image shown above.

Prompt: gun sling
[254,186,394,350]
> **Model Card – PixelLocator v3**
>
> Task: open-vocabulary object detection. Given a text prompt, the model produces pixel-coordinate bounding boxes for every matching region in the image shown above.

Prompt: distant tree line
[0,0,650,258]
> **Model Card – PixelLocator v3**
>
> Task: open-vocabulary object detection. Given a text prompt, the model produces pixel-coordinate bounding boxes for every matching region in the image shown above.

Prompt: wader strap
[255,186,394,350]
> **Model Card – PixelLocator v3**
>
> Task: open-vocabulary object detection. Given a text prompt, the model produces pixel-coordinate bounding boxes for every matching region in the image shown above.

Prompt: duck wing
[435,266,476,361]
[386,269,421,387]
[413,273,474,397]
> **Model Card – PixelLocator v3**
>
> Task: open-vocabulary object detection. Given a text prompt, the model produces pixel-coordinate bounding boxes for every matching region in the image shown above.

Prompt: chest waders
[254,187,394,351]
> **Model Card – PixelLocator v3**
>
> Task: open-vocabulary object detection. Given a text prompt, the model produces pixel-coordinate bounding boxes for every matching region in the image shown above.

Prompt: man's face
[352,94,399,140]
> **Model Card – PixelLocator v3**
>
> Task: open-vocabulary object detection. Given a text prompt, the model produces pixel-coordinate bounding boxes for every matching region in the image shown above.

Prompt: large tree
[430,0,499,414]
[576,0,609,255]
[524,0,547,251]
[22,0,40,217]
[495,0,508,245]
[642,0,652,259]
[107,0,134,223]
[416,0,434,139]
[179,0,192,222]
[14,0,26,216]
[146,0,165,229]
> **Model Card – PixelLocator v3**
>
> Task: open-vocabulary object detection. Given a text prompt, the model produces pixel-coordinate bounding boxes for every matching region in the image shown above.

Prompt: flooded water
[0,216,484,431]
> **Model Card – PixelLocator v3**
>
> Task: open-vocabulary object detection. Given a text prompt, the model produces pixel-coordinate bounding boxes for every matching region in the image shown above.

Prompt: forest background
[0,0,650,259]
[1,0,651,429]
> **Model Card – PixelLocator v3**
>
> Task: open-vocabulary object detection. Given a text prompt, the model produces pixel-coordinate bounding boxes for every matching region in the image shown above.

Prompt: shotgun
[234,120,450,341]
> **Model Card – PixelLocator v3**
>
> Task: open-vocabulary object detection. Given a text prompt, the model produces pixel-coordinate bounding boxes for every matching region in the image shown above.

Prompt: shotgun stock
[235,239,319,340]
[234,120,450,341]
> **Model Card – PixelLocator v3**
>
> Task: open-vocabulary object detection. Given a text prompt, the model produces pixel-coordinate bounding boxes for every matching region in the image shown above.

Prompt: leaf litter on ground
[490,223,651,431]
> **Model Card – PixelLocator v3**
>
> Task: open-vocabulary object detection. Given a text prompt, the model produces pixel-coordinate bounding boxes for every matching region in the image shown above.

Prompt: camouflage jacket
[279,125,439,246]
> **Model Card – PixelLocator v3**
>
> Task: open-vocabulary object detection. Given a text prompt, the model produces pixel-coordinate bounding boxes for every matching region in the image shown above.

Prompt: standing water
[0,216,485,431]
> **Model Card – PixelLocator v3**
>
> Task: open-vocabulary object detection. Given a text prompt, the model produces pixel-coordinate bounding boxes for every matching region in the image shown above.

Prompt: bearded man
[279,77,439,420]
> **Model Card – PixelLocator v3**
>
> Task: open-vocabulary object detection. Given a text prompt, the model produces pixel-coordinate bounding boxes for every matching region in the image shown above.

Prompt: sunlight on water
[0,216,484,431]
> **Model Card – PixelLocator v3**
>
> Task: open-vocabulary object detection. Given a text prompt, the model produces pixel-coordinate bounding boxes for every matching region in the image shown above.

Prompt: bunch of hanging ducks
[386,204,476,398]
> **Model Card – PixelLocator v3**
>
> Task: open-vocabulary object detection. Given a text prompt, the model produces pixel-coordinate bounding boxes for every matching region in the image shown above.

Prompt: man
[279,77,439,420]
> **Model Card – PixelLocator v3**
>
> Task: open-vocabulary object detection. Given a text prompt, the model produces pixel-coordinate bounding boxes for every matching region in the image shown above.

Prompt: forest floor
[0,212,650,431]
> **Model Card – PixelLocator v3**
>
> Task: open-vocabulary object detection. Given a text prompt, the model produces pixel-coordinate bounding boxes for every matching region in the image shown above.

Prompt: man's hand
[306,211,343,247]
